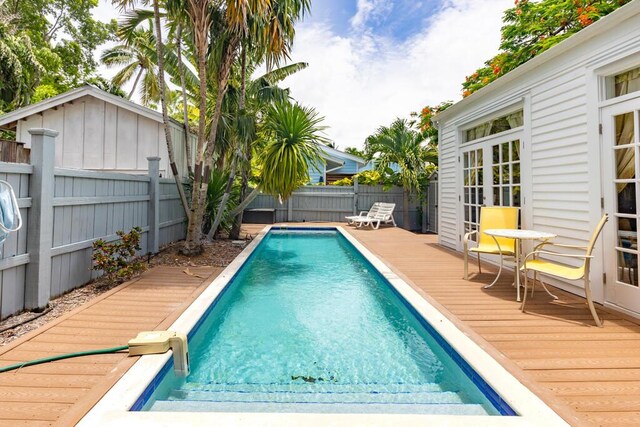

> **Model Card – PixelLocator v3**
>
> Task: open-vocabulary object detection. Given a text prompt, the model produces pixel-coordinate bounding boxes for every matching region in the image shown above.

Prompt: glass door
[462,147,484,241]
[602,101,640,314]
[460,136,522,243]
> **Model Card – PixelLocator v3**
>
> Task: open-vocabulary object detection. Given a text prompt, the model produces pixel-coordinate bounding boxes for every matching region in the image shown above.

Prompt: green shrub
[331,177,353,186]
[92,227,145,285]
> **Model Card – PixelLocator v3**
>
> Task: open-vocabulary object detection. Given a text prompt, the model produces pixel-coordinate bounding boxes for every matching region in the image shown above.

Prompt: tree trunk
[403,189,410,230]
[230,186,261,217]
[182,0,210,255]
[128,68,143,99]
[176,24,193,176]
[229,44,252,240]
[229,166,249,240]
[152,0,189,216]
[216,43,248,241]
[186,35,240,250]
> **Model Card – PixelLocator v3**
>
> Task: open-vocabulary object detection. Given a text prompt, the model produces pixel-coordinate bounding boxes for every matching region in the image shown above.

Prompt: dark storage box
[243,208,276,224]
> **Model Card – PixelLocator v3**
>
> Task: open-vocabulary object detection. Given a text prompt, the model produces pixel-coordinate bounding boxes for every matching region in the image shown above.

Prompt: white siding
[436,7,640,299]
[438,126,458,249]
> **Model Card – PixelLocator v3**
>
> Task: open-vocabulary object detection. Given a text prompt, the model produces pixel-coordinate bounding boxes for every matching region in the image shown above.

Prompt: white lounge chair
[345,203,381,225]
[355,203,396,230]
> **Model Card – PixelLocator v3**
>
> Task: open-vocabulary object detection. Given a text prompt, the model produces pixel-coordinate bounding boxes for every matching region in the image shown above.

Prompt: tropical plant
[100,26,160,103]
[0,0,117,110]
[462,0,631,96]
[257,101,327,200]
[331,177,353,186]
[204,169,240,237]
[413,101,453,145]
[183,0,310,251]
[92,227,145,286]
[212,61,309,240]
[344,146,367,159]
[0,23,43,110]
[367,118,436,229]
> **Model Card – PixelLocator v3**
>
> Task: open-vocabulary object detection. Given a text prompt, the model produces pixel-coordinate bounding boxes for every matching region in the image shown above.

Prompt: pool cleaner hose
[0,330,189,376]
[0,345,129,373]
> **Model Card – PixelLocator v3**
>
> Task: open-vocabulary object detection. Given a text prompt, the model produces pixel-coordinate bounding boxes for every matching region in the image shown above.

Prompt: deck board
[0,266,220,426]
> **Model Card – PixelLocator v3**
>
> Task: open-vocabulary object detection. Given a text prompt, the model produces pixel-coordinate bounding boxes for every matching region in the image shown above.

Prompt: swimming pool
[80,226,567,426]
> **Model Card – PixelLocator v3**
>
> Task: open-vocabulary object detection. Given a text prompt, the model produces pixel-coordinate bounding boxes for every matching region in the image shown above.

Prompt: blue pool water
[137,229,513,415]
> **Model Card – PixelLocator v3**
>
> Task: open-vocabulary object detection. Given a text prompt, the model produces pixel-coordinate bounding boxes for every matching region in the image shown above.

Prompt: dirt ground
[0,238,248,346]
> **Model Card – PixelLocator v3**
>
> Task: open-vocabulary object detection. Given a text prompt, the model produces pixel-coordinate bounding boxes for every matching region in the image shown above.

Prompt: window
[613,66,640,99]
[465,110,523,143]
[492,140,520,207]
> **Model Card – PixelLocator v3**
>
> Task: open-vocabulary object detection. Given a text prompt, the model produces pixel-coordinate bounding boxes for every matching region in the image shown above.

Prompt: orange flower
[515,8,522,15]
[462,89,472,97]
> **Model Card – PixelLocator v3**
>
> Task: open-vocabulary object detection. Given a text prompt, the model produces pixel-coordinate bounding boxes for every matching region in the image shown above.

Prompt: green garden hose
[0,345,129,373]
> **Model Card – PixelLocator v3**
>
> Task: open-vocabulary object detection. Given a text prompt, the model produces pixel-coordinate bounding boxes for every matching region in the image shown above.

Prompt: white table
[484,229,557,302]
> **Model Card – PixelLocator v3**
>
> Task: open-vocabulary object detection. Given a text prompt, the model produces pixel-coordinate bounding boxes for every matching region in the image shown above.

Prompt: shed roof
[432,0,640,123]
[0,85,181,130]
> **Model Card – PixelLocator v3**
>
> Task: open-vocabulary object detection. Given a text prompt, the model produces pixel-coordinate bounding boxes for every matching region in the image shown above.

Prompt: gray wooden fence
[0,129,187,320]
[247,183,426,229]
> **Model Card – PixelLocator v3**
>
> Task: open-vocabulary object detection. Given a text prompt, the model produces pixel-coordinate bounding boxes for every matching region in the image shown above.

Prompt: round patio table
[484,229,556,302]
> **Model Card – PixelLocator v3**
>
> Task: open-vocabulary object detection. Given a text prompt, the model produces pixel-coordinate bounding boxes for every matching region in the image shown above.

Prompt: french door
[460,133,522,244]
[602,99,640,314]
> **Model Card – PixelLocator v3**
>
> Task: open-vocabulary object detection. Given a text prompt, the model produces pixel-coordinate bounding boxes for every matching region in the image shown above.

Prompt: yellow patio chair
[521,214,608,327]
[463,206,519,287]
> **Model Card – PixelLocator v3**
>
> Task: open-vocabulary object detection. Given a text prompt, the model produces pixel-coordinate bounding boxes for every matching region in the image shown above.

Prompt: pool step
[182,382,446,394]
[168,389,466,405]
[149,399,489,415]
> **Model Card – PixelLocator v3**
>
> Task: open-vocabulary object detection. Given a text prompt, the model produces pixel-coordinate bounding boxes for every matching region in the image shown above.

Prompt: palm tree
[101,27,159,104]
[208,61,308,239]
[227,101,326,219]
[184,0,309,253]
[367,118,435,229]
[258,100,327,198]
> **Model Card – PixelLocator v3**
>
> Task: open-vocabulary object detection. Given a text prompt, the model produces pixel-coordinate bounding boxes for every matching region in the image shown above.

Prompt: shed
[0,85,195,177]
[433,0,640,318]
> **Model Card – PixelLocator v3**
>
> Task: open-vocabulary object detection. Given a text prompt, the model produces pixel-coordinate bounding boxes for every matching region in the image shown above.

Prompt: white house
[433,0,640,318]
[0,85,195,177]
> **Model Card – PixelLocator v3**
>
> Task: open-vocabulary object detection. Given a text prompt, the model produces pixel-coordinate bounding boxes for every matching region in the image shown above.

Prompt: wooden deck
[0,266,220,427]
[1,224,639,426]
[338,225,640,427]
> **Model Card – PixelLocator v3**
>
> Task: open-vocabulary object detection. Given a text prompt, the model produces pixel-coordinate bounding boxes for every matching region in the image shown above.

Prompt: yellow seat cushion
[523,259,585,281]
[469,244,515,256]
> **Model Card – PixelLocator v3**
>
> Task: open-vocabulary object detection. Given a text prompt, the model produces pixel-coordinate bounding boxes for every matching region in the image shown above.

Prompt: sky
[94,0,512,149]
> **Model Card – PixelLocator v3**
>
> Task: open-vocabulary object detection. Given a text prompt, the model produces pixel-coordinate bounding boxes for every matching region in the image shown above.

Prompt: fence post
[287,197,293,222]
[25,128,57,310]
[147,157,161,254]
[353,177,358,215]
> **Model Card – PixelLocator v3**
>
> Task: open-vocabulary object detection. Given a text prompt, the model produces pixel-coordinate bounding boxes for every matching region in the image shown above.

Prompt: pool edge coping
[78,225,568,427]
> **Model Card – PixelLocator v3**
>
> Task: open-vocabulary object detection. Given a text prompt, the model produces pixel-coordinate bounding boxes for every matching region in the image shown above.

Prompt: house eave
[0,85,188,131]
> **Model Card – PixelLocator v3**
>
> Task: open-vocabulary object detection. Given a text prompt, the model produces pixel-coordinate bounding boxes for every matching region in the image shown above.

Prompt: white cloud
[350,0,394,31]
[283,0,512,149]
